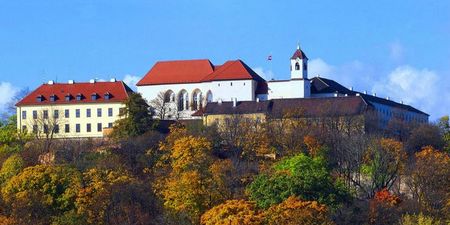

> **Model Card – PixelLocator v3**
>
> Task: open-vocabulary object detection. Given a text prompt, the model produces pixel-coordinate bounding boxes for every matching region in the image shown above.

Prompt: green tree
[247,153,350,209]
[438,115,450,153]
[111,93,154,139]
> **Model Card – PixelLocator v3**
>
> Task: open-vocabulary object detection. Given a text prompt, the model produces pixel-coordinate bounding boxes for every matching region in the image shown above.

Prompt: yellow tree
[76,168,160,225]
[410,146,450,218]
[262,196,334,225]
[161,136,224,224]
[200,199,262,225]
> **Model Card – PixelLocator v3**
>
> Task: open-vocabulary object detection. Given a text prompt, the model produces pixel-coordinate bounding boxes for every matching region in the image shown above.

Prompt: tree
[409,146,450,218]
[28,107,65,152]
[110,93,154,139]
[263,196,334,225]
[75,168,161,225]
[200,200,262,225]
[437,115,450,153]
[406,124,444,154]
[149,91,170,120]
[368,188,402,225]
[0,154,24,185]
[247,153,350,209]
[361,138,406,197]
[159,136,225,224]
[1,165,82,224]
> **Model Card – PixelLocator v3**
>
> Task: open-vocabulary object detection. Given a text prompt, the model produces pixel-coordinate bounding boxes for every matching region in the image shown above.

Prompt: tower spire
[297,42,300,50]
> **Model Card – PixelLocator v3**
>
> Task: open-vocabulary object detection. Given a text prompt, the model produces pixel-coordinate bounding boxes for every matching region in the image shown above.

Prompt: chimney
[356,93,360,96]
[363,91,367,94]
[386,97,390,100]
[256,97,260,102]
[110,78,116,82]
[89,79,96,84]
[68,80,74,84]
[232,98,237,107]
[48,80,54,85]
[218,99,222,105]
[350,86,353,91]
[373,93,376,97]
[401,100,404,104]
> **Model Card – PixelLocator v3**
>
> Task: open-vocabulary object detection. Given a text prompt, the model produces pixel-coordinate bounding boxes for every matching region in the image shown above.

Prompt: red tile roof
[136,59,266,86]
[291,49,308,60]
[16,81,133,106]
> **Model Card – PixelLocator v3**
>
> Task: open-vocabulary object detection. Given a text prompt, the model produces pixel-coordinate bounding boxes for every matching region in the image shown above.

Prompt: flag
[267,55,272,61]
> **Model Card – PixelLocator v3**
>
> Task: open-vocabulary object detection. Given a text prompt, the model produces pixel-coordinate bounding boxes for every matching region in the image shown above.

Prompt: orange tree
[200,199,262,225]
[263,196,334,225]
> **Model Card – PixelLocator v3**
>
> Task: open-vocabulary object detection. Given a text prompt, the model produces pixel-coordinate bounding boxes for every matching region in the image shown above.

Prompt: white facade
[138,79,257,119]
[267,46,311,99]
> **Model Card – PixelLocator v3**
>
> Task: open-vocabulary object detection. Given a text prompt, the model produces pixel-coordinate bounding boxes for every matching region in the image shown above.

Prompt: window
[76,109,80,118]
[33,125,38,133]
[108,108,113,117]
[108,123,113,128]
[22,126,27,132]
[76,124,80,133]
[97,123,102,132]
[119,108,125,115]
[43,110,48,119]
[65,124,70,133]
[86,123,91,132]
[50,95,56,102]
[76,94,82,101]
[91,93,97,100]
[43,124,49,134]
[97,108,102,117]
[65,94,71,101]
[22,111,26,119]
[295,62,300,70]
[65,109,69,118]
[86,109,91,118]
[104,92,110,100]
[53,110,59,118]
[230,82,233,86]
[33,110,37,119]
[54,125,59,134]
[36,95,43,102]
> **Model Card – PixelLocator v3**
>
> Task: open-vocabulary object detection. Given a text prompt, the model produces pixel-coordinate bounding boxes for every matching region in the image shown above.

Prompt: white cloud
[0,82,19,114]
[308,58,335,77]
[308,58,449,120]
[123,74,141,91]
[389,41,404,61]
[372,66,449,120]
[252,67,275,81]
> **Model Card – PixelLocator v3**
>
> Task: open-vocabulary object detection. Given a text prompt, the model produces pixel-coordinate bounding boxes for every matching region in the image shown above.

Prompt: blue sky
[1,0,449,120]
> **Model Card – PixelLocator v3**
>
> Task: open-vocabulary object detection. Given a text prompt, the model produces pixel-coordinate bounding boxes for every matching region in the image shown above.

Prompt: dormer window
[50,94,56,102]
[91,93,98,100]
[104,92,111,100]
[36,95,43,102]
[65,94,71,101]
[76,93,82,101]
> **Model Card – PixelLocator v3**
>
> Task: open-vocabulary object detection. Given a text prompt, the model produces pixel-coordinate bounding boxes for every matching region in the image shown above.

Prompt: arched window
[164,90,175,103]
[295,62,300,70]
[177,90,188,111]
[206,91,213,103]
[192,89,203,110]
